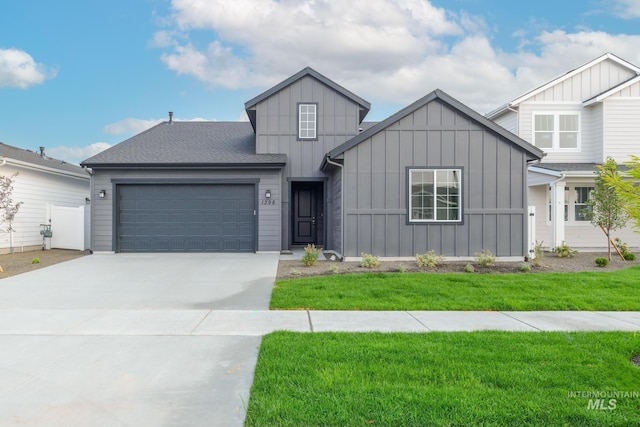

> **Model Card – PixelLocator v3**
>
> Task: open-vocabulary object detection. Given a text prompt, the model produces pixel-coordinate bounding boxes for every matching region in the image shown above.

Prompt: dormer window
[298,103,317,140]
[533,112,580,150]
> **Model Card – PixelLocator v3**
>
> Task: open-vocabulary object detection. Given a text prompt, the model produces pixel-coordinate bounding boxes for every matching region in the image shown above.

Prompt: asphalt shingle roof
[0,142,88,176]
[81,121,287,167]
[532,163,600,172]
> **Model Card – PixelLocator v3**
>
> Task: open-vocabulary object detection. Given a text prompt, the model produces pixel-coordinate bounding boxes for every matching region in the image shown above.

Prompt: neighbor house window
[574,186,593,221]
[298,103,317,139]
[533,112,580,150]
[409,168,461,222]
[547,185,592,222]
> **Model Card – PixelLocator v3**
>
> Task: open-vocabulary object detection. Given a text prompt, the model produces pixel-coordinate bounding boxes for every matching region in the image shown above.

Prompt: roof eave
[81,162,286,170]
[3,157,89,180]
[510,53,640,107]
[583,74,640,106]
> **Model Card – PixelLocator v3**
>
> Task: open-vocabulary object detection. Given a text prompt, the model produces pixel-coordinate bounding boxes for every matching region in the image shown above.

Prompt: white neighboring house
[487,53,640,251]
[0,142,90,253]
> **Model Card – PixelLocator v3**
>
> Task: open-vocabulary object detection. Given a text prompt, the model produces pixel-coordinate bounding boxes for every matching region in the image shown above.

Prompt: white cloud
[47,142,112,165]
[612,0,640,18]
[103,118,164,135]
[0,48,56,89]
[157,0,640,114]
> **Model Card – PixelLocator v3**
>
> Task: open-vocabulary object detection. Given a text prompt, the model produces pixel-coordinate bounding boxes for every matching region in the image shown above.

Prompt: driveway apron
[0,253,280,427]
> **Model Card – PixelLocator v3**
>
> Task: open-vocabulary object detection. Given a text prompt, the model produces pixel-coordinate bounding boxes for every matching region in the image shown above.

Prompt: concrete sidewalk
[1,309,639,336]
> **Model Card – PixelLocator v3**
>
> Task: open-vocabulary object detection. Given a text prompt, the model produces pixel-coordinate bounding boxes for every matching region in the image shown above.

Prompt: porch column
[551,180,566,247]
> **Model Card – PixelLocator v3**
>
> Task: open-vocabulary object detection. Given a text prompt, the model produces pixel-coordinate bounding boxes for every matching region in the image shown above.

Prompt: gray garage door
[117,184,256,252]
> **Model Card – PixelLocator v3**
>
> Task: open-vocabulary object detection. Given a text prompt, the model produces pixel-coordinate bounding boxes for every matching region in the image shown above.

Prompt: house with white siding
[0,142,90,253]
[487,53,640,252]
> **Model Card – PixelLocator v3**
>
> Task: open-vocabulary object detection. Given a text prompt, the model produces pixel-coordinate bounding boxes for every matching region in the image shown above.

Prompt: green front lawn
[245,331,640,426]
[271,266,640,311]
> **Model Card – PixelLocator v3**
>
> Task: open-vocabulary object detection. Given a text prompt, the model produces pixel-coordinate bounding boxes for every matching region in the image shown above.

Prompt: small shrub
[31,258,40,264]
[615,237,636,261]
[520,263,531,272]
[595,257,609,267]
[301,243,321,266]
[463,263,475,273]
[475,249,496,267]
[415,250,444,269]
[555,241,577,258]
[329,265,340,274]
[397,264,406,273]
[290,268,301,276]
[360,253,380,269]
[532,240,544,266]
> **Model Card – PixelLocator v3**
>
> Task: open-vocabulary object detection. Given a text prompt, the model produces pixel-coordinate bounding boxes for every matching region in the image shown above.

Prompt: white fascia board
[3,158,90,181]
[583,75,640,106]
[511,53,640,107]
[528,165,563,177]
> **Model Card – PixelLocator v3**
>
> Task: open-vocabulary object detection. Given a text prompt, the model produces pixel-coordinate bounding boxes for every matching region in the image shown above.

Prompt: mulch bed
[277,251,640,280]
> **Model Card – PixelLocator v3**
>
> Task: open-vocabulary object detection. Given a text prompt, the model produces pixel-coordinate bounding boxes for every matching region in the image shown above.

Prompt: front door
[292,182,324,246]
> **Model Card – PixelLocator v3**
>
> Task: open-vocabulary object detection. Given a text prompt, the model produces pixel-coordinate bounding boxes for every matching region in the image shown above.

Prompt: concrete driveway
[0,252,280,427]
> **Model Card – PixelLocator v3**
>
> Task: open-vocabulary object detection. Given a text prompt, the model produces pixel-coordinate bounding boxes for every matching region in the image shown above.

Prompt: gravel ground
[277,251,640,280]
[0,249,91,279]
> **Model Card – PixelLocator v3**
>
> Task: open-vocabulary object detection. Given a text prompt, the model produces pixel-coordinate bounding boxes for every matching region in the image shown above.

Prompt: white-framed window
[409,168,461,222]
[533,112,580,150]
[298,103,317,139]
[574,186,593,221]
[547,185,593,222]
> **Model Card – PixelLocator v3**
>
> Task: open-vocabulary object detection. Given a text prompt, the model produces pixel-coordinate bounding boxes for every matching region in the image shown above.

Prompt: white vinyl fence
[49,205,89,251]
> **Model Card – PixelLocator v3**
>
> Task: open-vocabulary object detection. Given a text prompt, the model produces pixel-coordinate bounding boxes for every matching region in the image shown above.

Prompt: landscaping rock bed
[277,251,640,280]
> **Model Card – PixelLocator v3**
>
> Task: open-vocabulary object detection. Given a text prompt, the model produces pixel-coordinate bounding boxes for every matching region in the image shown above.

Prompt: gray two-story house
[82,67,543,259]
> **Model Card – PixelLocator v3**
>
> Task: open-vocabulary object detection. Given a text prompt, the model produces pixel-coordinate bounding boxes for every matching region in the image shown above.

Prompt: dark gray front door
[117,184,255,252]
[292,182,323,246]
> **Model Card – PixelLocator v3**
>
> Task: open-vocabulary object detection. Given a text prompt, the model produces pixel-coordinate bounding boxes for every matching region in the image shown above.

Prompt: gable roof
[0,141,88,178]
[81,122,286,168]
[322,89,544,169]
[244,67,371,130]
[486,53,640,119]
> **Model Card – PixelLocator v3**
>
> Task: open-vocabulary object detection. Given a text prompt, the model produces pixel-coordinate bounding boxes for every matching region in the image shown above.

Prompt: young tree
[602,155,640,230]
[587,158,628,260]
[0,172,24,254]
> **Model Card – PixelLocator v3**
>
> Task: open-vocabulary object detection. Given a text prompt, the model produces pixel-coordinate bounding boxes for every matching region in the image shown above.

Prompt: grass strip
[245,331,640,426]
[271,266,640,311]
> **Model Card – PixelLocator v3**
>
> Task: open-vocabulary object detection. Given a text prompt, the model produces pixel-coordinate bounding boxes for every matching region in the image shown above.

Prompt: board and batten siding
[252,74,363,251]
[90,169,281,252]
[530,58,636,103]
[254,75,361,179]
[603,97,640,163]
[0,163,89,252]
[342,99,530,258]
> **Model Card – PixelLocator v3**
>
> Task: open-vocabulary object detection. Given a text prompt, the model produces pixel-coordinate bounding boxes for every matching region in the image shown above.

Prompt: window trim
[297,102,318,141]
[407,167,463,224]
[546,184,594,224]
[532,111,581,152]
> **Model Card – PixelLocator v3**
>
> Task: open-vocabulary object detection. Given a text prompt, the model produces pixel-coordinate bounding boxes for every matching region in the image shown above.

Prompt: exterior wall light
[99,190,106,198]
[265,190,271,199]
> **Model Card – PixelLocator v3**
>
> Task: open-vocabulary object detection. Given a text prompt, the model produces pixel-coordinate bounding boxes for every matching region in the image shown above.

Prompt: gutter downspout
[325,157,344,259]
[550,172,566,249]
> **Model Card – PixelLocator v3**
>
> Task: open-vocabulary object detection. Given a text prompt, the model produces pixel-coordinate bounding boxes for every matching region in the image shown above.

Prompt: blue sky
[1,0,640,164]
